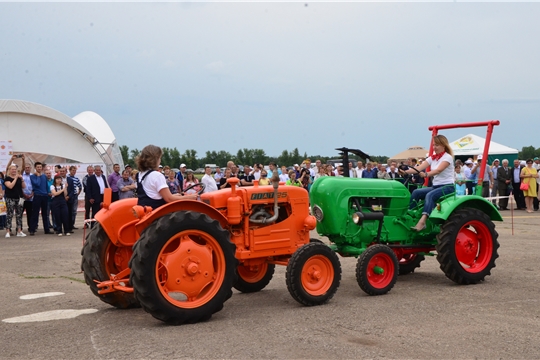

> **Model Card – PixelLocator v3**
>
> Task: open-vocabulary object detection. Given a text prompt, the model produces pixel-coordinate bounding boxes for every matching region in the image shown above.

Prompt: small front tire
[286,242,341,306]
[398,254,425,275]
[234,263,275,293]
[356,244,399,296]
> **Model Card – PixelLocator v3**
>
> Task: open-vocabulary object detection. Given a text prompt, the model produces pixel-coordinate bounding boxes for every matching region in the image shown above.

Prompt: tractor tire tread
[129,211,237,325]
[436,208,499,285]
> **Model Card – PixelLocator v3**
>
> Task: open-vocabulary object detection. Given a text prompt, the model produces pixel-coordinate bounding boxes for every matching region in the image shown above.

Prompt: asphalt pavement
[0,210,539,359]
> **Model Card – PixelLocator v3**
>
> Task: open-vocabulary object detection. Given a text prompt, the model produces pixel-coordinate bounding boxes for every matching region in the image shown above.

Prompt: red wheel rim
[155,230,226,309]
[237,263,268,283]
[301,255,334,296]
[455,220,493,273]
[105,243,132,276]
[399,254,417,265]
[367,253,394,289]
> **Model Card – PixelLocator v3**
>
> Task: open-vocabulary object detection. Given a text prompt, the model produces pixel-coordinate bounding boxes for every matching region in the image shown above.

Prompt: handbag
[0,199,6,216]
[520,182,529,191]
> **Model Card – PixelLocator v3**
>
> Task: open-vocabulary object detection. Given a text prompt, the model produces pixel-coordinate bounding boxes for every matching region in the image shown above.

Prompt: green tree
[119,145,130,166]
[181,149,198,170]
[129,148,140,165]
[161,147,172,167]
[518,146,538,160]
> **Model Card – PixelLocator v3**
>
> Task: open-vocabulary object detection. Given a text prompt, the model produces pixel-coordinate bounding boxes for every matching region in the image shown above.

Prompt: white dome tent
[0,99,123,174]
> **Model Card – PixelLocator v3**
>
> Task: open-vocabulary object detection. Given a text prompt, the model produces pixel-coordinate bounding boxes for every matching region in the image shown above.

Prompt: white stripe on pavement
[20,292,65,300]
[2,309,98,323]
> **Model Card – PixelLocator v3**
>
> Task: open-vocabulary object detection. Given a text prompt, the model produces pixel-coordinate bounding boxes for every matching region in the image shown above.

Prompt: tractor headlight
[352,212,361,224]
[312,205,324,222]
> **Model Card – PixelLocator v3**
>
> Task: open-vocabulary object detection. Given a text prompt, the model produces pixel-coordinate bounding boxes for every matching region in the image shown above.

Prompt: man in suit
[511,159,525,210]
[86,165,109,222]
[497,159,512,210]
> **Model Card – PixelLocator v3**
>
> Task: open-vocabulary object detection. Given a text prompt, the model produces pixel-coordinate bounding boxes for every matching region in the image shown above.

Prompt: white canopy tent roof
[0,99,123,174]
[450,134,518,156]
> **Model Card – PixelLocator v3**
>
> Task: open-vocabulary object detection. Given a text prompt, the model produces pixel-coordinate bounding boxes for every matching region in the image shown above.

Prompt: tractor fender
[134,200,229,237]
[429,195,503,224]
[94,198,138,246]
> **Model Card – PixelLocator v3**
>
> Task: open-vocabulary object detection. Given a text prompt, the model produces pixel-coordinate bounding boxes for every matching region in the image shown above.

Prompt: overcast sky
[1,2,539,159]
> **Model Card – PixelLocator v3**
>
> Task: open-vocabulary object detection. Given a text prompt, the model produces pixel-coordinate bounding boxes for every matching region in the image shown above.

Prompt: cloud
[205,60,226,75]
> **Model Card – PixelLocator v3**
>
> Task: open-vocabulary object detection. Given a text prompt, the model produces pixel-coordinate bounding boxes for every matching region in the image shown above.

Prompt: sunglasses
[262,175,267,177]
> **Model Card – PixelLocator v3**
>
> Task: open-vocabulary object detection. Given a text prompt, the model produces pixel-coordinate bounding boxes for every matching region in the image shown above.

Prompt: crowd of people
[2,145,539,237]
[0,155,83,237]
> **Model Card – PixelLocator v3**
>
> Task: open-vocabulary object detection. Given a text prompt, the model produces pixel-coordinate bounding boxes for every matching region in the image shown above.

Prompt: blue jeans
[409,184,455,215]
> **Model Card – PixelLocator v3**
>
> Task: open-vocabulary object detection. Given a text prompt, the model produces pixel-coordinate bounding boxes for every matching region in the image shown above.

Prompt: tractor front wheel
[398,254,425,275]
[286,242,341,306]
[356,244,399,296]
[234,263,275,293]
[436,208,499,285]
[80,223,139,308]
[129,211,237,325]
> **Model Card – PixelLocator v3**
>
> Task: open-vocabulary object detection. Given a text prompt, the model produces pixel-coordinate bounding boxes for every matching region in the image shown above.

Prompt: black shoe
[29,232,35,236]
[72,227,79,230]
[499,208,508,211]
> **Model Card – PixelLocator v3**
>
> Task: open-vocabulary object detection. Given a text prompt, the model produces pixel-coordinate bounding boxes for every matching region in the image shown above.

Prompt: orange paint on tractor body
[92,181,316,294]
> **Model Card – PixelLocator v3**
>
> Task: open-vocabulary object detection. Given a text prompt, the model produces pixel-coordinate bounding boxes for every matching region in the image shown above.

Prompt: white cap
[465,160,473,165]
[180,163,186,168]
[477,154,483,160]
[494,158,500,162]
[294,164,299,167]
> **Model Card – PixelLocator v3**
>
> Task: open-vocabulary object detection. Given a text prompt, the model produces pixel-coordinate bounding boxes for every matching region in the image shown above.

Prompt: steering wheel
[183,183,206,196]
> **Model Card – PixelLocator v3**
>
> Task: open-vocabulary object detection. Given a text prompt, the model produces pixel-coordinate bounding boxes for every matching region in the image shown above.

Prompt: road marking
[2,309,98,323]
[20,292,65,300]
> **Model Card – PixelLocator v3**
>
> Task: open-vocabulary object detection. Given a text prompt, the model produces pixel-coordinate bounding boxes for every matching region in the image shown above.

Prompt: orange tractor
[81,176,341,324]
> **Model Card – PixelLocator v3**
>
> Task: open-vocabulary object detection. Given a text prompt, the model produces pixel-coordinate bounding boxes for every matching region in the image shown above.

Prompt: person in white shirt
[136,145,197,209]
[279,166,289,183]
[401,135,455,231]
[213,167,224,185]
[355,161,364,178]
[201,166,218,193]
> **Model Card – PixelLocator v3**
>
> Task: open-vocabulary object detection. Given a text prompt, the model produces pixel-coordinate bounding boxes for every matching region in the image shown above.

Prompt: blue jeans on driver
[409,184,455,216]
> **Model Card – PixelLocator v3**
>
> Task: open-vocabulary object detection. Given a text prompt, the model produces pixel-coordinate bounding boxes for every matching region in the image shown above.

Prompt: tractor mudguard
[134,199,229,236]
[94,197,138,246]
[428,195,502,224]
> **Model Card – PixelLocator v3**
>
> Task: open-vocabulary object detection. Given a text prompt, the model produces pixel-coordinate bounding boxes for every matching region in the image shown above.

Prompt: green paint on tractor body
[310,176,501,257]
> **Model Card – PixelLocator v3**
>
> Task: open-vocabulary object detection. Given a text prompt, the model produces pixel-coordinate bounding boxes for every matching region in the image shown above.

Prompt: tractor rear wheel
[80,223,139,309]
[234,263,275,293]
[436,208,499,285]
[356,244,399,296]
[398,254,425,275]
[286,242,341,306]
[129,211,237,325]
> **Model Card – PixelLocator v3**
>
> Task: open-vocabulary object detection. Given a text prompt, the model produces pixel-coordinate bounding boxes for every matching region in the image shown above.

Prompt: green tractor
[310,121,502,295]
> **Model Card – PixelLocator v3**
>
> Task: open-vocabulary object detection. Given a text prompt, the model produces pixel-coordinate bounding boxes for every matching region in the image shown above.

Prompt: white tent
[450,134,518,162]
[0,99,123,174]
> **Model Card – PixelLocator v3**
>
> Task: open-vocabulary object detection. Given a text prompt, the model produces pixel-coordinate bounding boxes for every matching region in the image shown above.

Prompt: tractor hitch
[95,268,133,294]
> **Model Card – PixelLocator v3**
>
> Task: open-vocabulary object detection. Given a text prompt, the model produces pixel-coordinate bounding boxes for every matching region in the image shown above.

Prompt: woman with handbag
[520,159,539,213]
[3,159,27,238]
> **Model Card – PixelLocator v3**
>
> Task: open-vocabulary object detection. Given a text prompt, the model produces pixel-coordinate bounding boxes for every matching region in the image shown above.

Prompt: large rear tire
[356,244,399,296]
[234,263,275,293]
[129,211,237,325]
[80,223,139,308]
[286,242,341,306]
[436,208,499,285]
